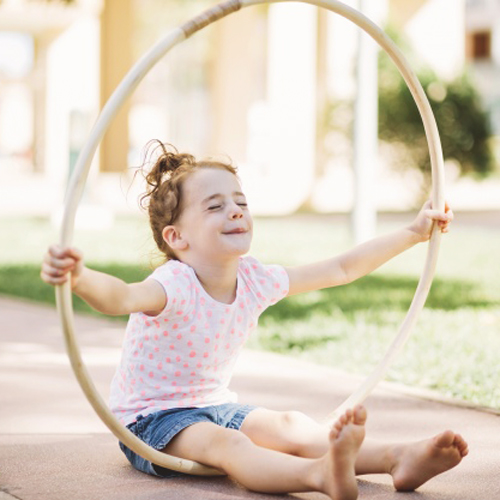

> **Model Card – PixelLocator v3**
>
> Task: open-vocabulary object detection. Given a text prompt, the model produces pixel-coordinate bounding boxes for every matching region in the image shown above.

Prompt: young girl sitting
[41,141,467,500]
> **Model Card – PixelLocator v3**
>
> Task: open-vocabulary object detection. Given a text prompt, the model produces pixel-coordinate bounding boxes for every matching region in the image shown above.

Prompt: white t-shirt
[109,256,289,425]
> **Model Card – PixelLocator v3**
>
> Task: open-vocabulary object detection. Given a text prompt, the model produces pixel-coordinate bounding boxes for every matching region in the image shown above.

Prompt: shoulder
[147,260,197,314]
[239,255,289,303]
[239,255,287,277]
[150,259,194,284]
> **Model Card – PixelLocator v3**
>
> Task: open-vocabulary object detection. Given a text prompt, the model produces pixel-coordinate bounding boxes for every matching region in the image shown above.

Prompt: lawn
[1,212,499,409]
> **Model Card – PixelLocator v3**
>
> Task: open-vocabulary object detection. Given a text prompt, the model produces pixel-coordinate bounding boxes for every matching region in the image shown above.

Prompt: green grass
[1,213,499,409]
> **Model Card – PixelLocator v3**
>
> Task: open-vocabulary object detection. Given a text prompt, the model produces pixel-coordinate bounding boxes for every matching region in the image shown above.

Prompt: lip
[222,228,248,235]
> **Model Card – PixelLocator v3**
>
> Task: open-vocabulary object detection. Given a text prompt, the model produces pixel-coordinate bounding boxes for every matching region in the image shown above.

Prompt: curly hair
[139,140,238,260]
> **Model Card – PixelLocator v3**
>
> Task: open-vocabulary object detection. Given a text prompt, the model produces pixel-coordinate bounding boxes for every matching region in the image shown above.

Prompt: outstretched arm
[285,201,453,296]
[41,245,166,316]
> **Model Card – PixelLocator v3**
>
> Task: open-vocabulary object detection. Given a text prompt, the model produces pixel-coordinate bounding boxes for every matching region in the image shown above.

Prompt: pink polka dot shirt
[110,256,289,425]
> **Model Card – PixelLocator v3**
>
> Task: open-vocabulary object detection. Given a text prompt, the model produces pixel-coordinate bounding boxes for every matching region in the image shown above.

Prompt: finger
[428,200,453,214]
[48,244,67,258]
[41,261,71,278]
[68,247,84,260]
[44,247,79,268]
[45,254,77,270]
[439,202,454,222]
[437,221,450,233]
[424,209,452,222]
[48,244,82,261]
[40,269,69,285]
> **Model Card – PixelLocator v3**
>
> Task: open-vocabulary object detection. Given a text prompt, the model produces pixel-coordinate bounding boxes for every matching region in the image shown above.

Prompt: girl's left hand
[409,200,454,242]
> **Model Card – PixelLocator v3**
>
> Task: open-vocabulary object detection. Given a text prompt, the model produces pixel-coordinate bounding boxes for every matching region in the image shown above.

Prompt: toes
[330,425,340,441]
[332,416,345,437]
[433,430,455,449]
[352,405,367,426]
[331,409,354,437]
[454,434,469,456]
[338,412,349,427]
[345,408,353,423]
[331,406,367,439]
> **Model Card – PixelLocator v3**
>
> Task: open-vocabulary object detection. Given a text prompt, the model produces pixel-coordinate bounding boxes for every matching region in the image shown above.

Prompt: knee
[280,410,310,431]
[278,411,316,455]
[207,428,252,470]
[281,411,330,457]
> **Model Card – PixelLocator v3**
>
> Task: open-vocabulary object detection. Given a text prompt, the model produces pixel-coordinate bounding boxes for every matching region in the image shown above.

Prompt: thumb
[423,209,450,222]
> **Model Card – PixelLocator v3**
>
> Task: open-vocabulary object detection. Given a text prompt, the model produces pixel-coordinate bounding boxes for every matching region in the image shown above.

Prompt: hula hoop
[56,0,445,475]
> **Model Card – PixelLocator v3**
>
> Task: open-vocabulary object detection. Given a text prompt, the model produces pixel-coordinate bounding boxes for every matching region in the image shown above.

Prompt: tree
[378,29,495,191]
[324,28,495,202]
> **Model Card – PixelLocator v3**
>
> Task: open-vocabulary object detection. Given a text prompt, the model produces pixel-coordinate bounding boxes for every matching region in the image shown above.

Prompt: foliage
[0,263,148,321]
[378,35,495,181]
[2,214,500,410]
[324,26,495,196]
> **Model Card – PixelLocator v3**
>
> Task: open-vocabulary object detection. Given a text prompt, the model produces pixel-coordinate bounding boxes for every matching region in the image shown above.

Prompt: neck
[182,255,240,304]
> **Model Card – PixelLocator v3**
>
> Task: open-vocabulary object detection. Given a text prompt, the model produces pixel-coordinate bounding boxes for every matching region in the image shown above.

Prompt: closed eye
[208,205,222,210]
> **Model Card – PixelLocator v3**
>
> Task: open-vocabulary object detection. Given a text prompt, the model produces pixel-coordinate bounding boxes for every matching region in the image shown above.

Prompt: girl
[42,141,467,500]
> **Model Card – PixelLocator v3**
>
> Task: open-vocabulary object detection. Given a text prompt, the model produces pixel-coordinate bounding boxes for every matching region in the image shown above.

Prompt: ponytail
[140,141,196,209]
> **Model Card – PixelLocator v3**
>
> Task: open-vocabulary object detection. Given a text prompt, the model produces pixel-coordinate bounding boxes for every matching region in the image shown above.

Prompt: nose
[229,203,243,219]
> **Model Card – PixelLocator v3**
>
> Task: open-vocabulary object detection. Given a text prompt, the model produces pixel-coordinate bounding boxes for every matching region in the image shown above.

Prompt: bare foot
[390,430,469,491]
[321,405,367,500]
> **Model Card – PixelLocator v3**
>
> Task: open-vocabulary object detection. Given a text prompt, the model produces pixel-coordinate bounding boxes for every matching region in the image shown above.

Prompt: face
[164,168,253,264]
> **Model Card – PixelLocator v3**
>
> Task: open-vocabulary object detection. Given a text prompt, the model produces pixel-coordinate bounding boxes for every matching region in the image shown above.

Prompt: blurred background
[0,0,499,410]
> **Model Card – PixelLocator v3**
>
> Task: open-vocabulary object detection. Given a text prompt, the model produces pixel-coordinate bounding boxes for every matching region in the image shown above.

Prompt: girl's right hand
[41,245,84,288]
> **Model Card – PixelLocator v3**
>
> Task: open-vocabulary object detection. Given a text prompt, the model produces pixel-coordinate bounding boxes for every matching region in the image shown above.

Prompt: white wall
[45,18,100,199]
[241,3,318,215]
[406,0,465,80]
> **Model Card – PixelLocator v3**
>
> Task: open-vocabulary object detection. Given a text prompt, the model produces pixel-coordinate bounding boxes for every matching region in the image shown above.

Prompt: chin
[227,244,251,257]
[222,236,252,255]
[231,247,251,256]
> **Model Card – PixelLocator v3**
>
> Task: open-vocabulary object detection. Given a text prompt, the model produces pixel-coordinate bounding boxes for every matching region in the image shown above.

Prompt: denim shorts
[119,403,257,477]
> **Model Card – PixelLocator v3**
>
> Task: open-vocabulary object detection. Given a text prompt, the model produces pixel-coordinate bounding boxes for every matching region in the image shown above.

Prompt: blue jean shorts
[119,403,257,477]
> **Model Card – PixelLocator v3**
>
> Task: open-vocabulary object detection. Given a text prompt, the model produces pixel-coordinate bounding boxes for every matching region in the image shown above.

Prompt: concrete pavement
[1,296,499,500]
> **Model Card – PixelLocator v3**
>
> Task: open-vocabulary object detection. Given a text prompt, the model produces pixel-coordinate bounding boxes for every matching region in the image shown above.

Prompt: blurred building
[0,0,498,221]
[0,0,104,220]
[465,0,500,133]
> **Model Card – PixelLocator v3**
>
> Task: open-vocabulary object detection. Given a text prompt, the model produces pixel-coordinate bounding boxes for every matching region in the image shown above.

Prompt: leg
[162,407,367,500]
[240,407,468,490]
[240,408,330,457]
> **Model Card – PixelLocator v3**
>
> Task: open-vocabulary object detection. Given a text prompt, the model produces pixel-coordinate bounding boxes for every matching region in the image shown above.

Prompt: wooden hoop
[56,0,445,475]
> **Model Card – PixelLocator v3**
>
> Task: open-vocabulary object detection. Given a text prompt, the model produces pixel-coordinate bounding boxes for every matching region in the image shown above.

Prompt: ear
[162,225,188,251]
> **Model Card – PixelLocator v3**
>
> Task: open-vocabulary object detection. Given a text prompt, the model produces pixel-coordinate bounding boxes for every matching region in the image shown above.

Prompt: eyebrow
[201,191,246,205]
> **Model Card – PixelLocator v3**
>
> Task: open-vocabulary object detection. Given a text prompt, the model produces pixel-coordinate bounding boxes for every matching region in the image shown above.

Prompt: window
[470,31,492,60]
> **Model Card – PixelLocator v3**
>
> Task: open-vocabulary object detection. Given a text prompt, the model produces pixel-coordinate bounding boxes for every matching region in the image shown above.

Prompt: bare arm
[41,246,166,316]
[72,267,166,316]
[285,201,453,296]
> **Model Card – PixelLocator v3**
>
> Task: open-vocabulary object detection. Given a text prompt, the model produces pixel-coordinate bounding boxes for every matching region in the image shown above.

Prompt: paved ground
[1,296,499,500]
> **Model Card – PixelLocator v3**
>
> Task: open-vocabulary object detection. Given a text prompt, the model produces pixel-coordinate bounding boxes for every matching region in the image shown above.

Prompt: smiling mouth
[223,228,248,235]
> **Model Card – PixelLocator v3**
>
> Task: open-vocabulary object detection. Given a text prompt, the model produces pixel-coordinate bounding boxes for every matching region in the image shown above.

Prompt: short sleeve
[239,256,289,314]
[148,260,194,318]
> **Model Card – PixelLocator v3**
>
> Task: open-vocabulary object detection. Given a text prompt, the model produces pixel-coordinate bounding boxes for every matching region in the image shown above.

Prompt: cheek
[202,220,221,238]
